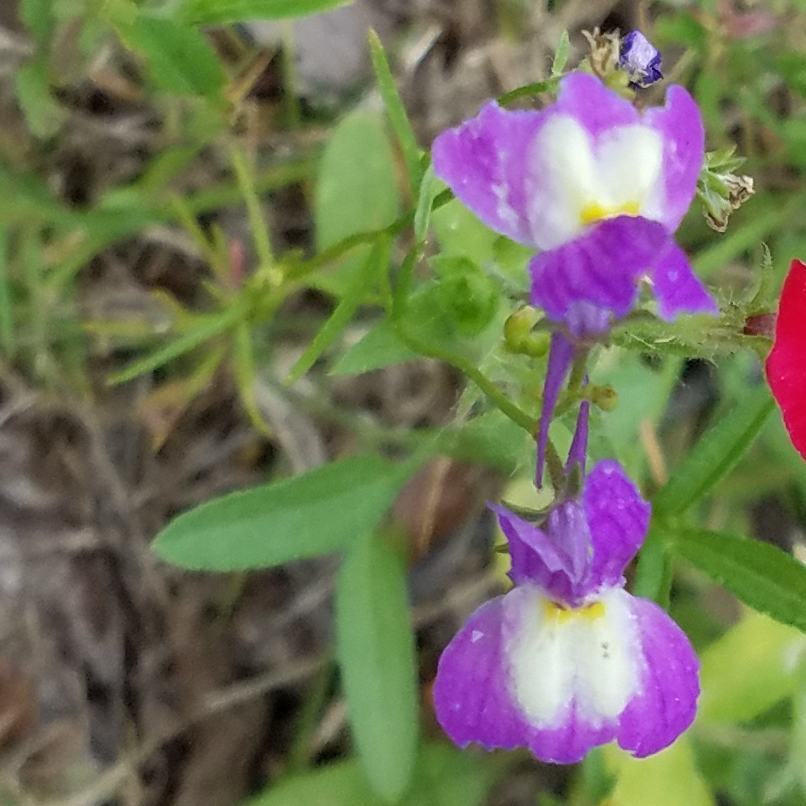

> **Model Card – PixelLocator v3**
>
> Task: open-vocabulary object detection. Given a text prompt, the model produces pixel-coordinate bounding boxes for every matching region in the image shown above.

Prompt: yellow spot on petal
[543,599,606,624]
[579,199,641,226]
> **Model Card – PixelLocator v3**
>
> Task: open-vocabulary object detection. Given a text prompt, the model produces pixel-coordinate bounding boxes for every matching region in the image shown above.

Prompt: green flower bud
[430,256,498,336]
[504,307,551,357]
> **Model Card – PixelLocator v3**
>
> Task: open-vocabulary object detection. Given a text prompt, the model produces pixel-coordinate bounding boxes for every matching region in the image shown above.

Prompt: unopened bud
[589,384,618,411]
[504,307,550,357]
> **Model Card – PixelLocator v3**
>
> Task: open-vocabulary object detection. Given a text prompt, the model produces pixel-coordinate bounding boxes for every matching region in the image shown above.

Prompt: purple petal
[432,101,544,247]
[643,86,704,231]
[617,597,700,757]
[566,398,590,477]
[619,31,663,87]
[583,461,651,590]
[530,216,662,324]
[525,703,618,764]
[433,595,535,751]
[536,333,574,487]
[492,505,582,601]
[552,72,640,139]
[653,241,719,318]
[530,216,715,327]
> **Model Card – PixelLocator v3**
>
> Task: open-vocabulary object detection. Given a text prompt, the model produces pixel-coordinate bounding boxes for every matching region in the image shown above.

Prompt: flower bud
[430,255,498,336]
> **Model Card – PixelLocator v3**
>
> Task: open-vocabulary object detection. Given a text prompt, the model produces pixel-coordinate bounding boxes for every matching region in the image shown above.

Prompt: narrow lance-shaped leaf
[153,455,417,570]
[632,529,672,608]
[108,305,243,385]
[285,237,390,384]
[663,526,806,634]
[653,384,774,516]
[368,30,422,194]
[336,531,418,803]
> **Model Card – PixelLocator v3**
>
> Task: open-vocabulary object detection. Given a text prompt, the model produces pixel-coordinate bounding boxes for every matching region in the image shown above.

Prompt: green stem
[394,322,535,433]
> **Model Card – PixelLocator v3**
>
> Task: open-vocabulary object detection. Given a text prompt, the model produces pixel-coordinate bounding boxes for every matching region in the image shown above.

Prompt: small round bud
[504,307,551,357]
[590,384,618,411]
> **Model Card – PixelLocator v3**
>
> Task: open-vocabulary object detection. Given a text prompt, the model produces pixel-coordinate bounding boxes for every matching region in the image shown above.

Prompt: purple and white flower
[619,30,663,87]
[433,460,699,764]
[431,72,716,335]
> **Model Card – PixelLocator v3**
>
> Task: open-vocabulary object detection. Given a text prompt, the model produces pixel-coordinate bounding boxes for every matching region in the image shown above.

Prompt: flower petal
[493,505,583,601]
[642,85,705,231]
[551,72,640,139]
[653,238,719,319]
[431,101,544,247]
[766,259,806,460]
[617,596,700,757]
[529,216,715,329]
[433,595,534,751]
[619,31,663,87]
[583,460,651,590]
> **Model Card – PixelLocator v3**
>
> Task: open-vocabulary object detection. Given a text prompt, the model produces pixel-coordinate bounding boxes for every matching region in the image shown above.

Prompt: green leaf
[652,384,774,517]
[368,30,422,194]
[15,62,68,139]
[632,530,672,607]
[332,319,418,375]
[153,456,415,570]
[172,0,353,27]
[20,0,55,46]
[551,30,570,76]
[336,532,418,802]
[313,110,400,296]
[244,743,501,806]
[286,237,389,384]
[664,527,806,633]
[116,15,226,99]
[699,611,803,724]
[431,201,497,264]
[333,275,468,376]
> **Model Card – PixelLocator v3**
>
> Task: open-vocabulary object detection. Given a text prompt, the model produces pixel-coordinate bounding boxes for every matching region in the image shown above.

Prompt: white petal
[503,586,642,730]
[525,116,664,250]
[526,115,595,248]
[595,125,663,220]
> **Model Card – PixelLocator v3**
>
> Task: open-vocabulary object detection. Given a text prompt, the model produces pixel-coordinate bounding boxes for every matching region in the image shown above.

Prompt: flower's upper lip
[493,460,651,605]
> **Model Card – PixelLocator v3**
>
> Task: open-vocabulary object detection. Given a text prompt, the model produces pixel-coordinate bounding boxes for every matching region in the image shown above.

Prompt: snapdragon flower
[766,259,806,459]
[434,460,699,764]
[432,73,716,335]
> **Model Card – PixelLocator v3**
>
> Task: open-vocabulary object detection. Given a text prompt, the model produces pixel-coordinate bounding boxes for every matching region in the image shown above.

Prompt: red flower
[766,259,806,459]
